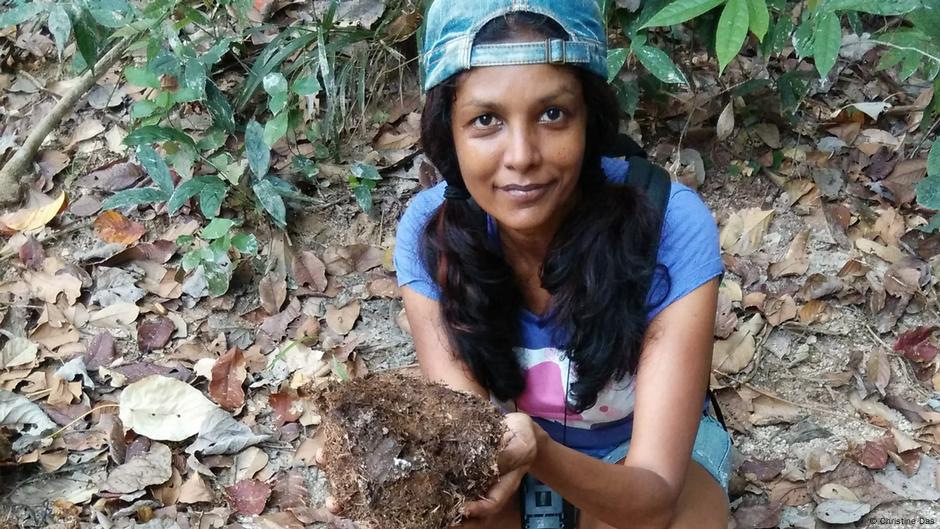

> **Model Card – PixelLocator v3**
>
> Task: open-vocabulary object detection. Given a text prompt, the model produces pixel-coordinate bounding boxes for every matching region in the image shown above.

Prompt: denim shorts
[578,414,733,494]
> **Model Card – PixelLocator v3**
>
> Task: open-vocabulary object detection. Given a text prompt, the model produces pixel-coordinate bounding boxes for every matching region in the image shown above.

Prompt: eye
[540,107,565,123]
[472,113,499,128]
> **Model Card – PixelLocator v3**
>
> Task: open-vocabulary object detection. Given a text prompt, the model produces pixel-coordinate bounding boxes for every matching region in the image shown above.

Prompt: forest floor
[1,4,940,529]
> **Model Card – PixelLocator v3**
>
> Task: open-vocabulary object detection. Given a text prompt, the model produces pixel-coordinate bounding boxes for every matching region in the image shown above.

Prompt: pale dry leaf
[872,456,939,501]
[713,292,736,340]
[750,394,803,426]
[890,428,921,453]
[0,389,57,451]
[716,102,735,141]
[259,273,287,315]
[753,123,781,149]
[325,301,361,336]
[101,442,172,494]
[818,483,860,502]
[178,472,214,504]
[719,208,775,256]
[769,231,810,279]
[0,334,38,369]
[855,238,903,264]
[67,118,106,148]
[37,150,70,179]
[0,191,66,233]
[119,375,217,442]
[186,406,268,456]
[234,446,270,482]
[89,302,140,328]
[814,500,871,524]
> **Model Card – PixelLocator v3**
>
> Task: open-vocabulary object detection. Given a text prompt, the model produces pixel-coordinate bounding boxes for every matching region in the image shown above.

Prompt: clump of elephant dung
[316,371,505,529]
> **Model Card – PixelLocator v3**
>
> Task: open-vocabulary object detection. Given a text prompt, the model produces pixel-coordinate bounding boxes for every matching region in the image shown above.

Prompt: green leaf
[792,20,815,59]
[292,75,321,96]
[124,126,197,149]
[822,0,920,15]
[607,48,629,83]
[642,0,725,28]
[0,3,44,28]
[919,213,940,233]
[745,0,769,41]
[202,218,236,240]
[73,11,101,69]
[182,248,211,272]
[634,45,688,84]
[898,50,922,81]
[201,38,232,67]
[167,144,195,181]
[47,6,72,58]
[182,59,207,99]
[101,187,169,210]
[131,100,158,119]
[206,84,236,133]
[263,72,289,114]
[167,177,207,214]
[762,16,793,56]
[715,0,749,75]
[148,49,181,76]
[196,128,227,151]
[124,66,161,89]
[777,71,813,113]
[614,78,640,117]
[928,138,940,177]
[264,112,289,147]
[916,174,940,210]
[252,179,287,227]
[199,177,227,218]
[137,146,174,195]
[350,162,381,182]
[813,11,841,78]
[204,260,233,297]
[353,184,373,214]
[232,233,258,255]
[245,120,270,179]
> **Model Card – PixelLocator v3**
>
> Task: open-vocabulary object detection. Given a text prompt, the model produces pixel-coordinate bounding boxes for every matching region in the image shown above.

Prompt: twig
[779,322,849,336]
[43,403,120,440]
[0,34,136,207]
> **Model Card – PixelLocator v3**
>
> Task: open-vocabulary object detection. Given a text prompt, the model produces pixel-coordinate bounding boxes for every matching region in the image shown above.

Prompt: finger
[325,496,340,514]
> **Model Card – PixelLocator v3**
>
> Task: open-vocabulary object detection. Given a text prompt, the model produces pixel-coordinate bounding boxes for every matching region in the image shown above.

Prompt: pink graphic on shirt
[515,361,584,422]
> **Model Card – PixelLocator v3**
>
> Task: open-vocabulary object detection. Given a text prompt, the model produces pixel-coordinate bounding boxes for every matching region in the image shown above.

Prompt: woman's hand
[459,412,540,521]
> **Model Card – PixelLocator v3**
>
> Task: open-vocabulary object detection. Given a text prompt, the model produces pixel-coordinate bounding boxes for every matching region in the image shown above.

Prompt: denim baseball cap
[421,0,608,92]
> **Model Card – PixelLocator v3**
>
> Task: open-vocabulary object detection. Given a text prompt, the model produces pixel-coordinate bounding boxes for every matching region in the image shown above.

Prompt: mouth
[497,182,554,202]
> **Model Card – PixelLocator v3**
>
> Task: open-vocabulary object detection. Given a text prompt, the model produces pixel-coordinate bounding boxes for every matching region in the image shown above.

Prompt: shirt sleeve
[393,182,446,301]
[646,183,724,321]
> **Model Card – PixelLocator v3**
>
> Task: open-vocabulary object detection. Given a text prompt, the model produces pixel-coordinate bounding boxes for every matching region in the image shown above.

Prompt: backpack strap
[620,142,732,436]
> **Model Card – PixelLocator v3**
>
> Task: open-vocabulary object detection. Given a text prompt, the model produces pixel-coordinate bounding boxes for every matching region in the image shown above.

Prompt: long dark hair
[419,13,670,412]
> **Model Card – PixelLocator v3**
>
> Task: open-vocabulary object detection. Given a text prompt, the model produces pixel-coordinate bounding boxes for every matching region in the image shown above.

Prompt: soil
[315,372,506,529]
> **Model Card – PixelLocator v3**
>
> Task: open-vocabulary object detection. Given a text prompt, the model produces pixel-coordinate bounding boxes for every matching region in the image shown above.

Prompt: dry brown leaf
[234,447,269,482]
[716,102,735,141]
[883,159,927,205]
[269,391,302,427]
[753,123,781,148]
[865,348,891,396]
[769,231,810,279]
[137,316,174,353]
[0,191,66,233]
[292,251,328,292]
[818,483,860,502]
[763,294,797,326]
[37,150,70,179]
[855,238,904,264]
[798,299,830,324]
[366,276,400,299]
[719,208,774,256]
[94,211,146,245]
[209,348,246,411]
[874,207,905,247]
[712,314,764,374]
[259,271,286,316]
[325,301,361,336]
[89,302,139,328]
[750,393,803,426]
[713,291,736,339]
[227,479,271,516]
[768,479,813,506]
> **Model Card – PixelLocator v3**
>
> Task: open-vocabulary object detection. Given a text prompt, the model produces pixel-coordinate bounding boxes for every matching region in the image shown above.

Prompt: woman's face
[450,64,587,240]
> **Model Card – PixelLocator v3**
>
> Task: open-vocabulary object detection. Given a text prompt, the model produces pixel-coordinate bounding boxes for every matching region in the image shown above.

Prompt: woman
[391,2,731,528]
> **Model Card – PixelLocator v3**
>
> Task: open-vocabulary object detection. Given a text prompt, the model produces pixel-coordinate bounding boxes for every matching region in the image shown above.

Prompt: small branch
[0,34,137,207]
[43,403,120,440]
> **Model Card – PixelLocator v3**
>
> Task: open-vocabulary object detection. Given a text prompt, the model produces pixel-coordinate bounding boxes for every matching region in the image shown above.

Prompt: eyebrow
[458,86,579,110]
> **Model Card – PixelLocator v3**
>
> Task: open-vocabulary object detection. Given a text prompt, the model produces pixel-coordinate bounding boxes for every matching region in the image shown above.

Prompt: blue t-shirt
[393,157,724,449]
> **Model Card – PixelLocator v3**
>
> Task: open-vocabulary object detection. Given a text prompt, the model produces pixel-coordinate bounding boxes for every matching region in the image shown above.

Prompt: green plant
[177,217,258,296]
[916,138,940,233]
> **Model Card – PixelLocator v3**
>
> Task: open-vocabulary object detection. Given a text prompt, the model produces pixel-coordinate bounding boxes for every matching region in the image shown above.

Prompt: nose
[503,124,541,173]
